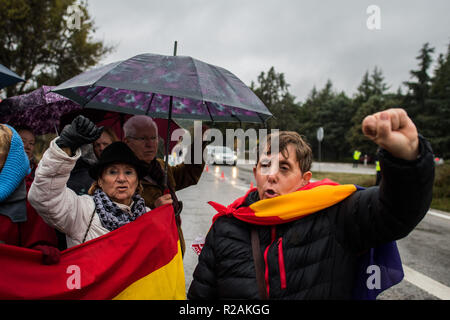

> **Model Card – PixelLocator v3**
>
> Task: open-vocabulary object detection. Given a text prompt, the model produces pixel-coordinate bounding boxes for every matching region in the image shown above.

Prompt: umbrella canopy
[0,86,180,150]
[0,64,25,89]
[0,86,82,135]
[52,53,272,123]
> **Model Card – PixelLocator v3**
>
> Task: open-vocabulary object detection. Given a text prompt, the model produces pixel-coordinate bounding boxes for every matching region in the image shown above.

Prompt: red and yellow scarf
[209,179,359,225]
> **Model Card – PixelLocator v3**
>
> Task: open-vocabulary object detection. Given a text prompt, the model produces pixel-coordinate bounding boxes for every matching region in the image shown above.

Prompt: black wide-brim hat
[88,142,148,180]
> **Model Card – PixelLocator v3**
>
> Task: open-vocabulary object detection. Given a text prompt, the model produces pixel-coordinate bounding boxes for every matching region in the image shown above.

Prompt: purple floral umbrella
[52,53,272,185]
[0,86,181,150]
[52,53,272,124]
[0,85,82,135]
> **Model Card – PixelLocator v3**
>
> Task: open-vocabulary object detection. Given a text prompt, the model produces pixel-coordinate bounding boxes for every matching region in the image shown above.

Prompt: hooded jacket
[0,125,58,249]
[188,136,434,299]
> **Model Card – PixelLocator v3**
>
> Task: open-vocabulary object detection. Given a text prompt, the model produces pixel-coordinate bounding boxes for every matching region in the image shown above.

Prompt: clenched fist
[362,108,419,161]
[56,115,103,154]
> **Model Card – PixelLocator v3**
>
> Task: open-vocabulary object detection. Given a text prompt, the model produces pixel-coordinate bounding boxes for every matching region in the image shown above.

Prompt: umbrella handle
[163,96,174,187]
[163,40,177,184]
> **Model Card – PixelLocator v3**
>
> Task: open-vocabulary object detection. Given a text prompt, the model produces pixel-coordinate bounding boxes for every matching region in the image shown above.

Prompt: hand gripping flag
[0,204,186,300]
[208,179,404,300]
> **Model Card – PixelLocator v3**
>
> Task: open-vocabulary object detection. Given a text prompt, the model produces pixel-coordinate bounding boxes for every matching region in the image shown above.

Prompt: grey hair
[123,115,158,137]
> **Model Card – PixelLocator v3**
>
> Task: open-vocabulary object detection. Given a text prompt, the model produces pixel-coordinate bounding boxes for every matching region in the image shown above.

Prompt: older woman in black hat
[28,116,151,248]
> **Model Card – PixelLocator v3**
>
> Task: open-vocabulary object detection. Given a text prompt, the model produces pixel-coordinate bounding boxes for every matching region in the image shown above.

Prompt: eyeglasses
[127,136,158,143]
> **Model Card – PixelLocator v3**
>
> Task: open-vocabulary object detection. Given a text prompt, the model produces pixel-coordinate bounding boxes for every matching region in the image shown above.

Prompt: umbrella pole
[163,40,178,188]
[163,95,173,188]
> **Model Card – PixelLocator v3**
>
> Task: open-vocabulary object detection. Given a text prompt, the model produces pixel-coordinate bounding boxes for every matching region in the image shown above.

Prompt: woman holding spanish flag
[188,108,435,299]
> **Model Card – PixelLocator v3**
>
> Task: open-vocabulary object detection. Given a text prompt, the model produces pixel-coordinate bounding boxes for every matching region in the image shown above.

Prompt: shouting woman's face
[98,163,139,205]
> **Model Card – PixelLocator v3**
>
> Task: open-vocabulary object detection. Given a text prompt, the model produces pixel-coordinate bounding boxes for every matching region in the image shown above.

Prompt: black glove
[56,115,103,153]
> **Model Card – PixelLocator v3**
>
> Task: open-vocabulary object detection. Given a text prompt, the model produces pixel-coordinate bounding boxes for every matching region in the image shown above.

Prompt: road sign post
[317,127,324,171]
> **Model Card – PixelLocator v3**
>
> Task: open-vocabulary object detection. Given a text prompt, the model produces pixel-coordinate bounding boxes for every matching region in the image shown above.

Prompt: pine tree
[431,44,450,100]
[355,71,372,104]
[370,66,390,96]
[250,66,302,131]
[427,43,450,158]
[354,67,389,105]
[403,42,435,117]
[0,0,114,97]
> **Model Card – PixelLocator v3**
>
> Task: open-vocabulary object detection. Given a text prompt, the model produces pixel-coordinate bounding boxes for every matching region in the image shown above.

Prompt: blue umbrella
[0,64,25,89]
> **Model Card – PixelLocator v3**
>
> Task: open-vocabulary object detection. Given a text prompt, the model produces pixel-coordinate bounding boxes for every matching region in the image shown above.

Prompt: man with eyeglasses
[123,115,206,256]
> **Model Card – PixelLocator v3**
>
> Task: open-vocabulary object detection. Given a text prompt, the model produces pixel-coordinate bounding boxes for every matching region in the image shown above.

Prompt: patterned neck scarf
[92,188,147,231]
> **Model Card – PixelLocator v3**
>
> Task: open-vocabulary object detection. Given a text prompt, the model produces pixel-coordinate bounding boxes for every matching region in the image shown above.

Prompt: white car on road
[206,146,237,166]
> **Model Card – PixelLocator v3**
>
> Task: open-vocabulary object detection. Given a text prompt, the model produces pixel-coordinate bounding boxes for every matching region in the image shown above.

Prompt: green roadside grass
[311,171,376,188]
[312,163,450,212]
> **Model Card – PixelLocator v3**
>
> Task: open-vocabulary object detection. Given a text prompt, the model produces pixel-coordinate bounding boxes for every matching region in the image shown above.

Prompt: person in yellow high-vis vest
[375,160,381,185]
[353,150,361,168]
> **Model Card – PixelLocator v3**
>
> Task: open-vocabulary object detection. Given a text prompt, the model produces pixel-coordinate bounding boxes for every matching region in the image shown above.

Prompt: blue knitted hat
[0,124,30,202]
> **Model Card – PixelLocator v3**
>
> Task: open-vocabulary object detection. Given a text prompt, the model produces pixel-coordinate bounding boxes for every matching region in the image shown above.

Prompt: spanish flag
[0,204,186,300]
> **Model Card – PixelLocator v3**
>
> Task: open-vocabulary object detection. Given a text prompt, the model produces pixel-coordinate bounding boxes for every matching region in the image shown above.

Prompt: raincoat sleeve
[168,162,205,191]
[333,135,435,253]
[28,138,96,240]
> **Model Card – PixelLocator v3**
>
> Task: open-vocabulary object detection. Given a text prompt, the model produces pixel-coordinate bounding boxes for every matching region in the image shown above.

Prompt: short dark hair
[258,131,313,173]
[14,125,34,135]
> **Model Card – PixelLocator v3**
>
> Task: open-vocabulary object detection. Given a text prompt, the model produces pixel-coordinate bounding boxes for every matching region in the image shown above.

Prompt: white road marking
[428,210,450,221]
[403,265,450,300]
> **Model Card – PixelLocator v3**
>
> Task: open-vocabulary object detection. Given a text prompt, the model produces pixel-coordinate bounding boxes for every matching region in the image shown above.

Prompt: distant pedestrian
[353,150,361,168]
[375,160,381,185]
[374,147,381,186]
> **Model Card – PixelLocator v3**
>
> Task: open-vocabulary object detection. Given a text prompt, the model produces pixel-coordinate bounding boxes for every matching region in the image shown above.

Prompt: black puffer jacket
[188,136,434,299]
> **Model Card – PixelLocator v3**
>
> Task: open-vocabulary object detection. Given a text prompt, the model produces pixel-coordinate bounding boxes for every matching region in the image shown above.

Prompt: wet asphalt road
[178,163,450,300]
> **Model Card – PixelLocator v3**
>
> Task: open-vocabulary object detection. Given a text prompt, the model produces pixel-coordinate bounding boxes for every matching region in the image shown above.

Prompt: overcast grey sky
[87,0,450,103]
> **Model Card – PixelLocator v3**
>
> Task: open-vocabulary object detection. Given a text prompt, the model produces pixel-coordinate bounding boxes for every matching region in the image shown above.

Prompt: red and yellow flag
[0,204,186,300]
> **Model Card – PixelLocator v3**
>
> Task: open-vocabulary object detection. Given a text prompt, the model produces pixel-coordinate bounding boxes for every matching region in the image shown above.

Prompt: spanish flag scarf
[209,179,361,225]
